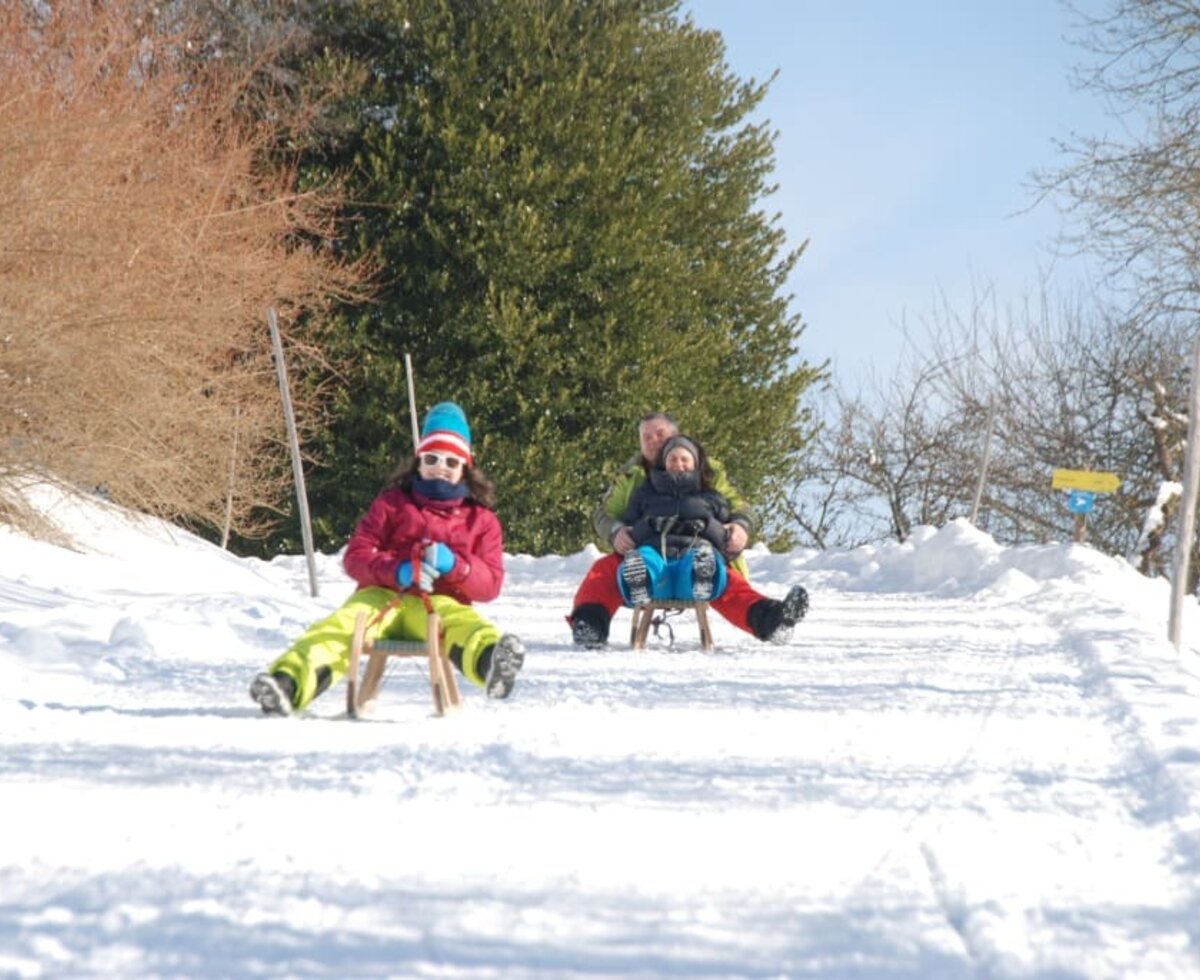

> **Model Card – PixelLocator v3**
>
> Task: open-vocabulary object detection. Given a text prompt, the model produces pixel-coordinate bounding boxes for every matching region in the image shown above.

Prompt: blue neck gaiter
[412,477,468,508]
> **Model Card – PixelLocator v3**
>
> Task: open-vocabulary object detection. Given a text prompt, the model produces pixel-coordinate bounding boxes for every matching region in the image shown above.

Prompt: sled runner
[630,600,714,652]
[347,609,462,718]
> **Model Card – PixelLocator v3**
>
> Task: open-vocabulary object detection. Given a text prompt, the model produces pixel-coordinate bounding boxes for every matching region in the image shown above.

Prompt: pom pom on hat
[418,401,473,465]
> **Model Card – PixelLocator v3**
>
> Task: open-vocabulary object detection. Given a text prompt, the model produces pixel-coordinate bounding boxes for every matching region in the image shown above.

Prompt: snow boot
[484,634,525,699]
[621,550,651,606]
[691,544,718,602]
[570,603,610,648]
[250,671,296,716]
[748,584,810,644]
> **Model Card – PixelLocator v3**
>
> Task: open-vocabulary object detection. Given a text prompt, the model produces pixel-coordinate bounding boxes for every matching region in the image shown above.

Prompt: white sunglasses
[419,452,465,471]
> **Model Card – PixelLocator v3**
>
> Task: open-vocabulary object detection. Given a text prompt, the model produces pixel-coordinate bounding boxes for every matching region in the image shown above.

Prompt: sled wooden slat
[630,600,714,652]
[347,610,461,718]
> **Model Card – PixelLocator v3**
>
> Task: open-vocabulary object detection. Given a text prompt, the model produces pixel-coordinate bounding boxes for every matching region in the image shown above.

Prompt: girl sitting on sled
[250,401,524,715]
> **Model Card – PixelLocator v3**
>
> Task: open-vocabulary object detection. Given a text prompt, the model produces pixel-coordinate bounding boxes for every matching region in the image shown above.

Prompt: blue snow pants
[616,545,728,605]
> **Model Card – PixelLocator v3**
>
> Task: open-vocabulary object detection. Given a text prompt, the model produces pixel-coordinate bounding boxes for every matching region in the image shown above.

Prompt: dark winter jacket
[621,468,733,559]
[342,487,504,604]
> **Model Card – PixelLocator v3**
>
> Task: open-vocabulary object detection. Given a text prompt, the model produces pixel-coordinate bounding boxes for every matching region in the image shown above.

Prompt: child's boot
[250,671,296,716]
[691,544,718,601]
[621,550,651,606]
[484,634,525,699]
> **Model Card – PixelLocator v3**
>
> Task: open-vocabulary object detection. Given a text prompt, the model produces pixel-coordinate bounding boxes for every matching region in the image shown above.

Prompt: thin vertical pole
[1169,334,1200,650]
[404,353,420,449]
[268,307,319,598]
[970,394,997,525]
[220,406,240,551]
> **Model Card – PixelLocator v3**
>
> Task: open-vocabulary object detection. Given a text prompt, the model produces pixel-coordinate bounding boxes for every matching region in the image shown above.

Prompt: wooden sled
[629,600,714,652]
[346,610,462,718]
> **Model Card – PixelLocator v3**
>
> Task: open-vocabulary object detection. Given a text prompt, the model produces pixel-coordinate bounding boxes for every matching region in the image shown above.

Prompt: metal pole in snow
[1169,334,1200,650]
[404,353,420,450]
[268,307,319,598]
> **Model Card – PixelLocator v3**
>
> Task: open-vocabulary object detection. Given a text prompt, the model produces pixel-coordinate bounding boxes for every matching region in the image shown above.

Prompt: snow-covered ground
[4,481,1200,978]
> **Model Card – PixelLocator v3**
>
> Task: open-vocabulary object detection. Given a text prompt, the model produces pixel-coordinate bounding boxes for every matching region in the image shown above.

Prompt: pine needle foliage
[293,0,822,554]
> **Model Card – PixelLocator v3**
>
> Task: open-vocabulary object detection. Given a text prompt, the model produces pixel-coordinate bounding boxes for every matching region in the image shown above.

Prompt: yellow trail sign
[1051,469,1121,493]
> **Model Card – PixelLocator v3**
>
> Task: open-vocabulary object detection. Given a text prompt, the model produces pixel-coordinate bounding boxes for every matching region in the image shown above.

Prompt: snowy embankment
[3,481,1200,978]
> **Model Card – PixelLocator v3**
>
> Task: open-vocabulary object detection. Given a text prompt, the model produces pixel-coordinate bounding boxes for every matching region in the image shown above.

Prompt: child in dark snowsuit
[616,435,732,605]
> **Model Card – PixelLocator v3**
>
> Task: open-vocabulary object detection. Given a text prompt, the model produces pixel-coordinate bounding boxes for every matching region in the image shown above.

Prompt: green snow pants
[269,586,501,711]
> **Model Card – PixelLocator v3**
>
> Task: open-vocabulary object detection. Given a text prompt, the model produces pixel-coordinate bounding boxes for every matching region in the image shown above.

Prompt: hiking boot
[747,584,810,644]
[572,617,607,648]
[781,583,809,626]
[570,604,610,648]
[691,545,718,602]
[250,671,295,716]
[485,634,525,699]
[621,550,651,606]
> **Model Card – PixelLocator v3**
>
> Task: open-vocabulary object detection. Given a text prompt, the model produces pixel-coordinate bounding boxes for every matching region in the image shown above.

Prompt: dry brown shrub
[0,0,367,544]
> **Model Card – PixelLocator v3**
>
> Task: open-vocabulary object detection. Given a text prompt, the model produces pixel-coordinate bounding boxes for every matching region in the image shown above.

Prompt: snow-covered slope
[4,484,1200,978]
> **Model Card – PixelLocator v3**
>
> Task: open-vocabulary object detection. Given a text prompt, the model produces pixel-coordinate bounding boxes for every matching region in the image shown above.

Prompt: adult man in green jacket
[568,412,808,646]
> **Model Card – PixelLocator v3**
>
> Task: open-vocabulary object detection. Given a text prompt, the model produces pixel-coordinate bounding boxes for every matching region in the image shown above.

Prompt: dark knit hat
[659,435,700,468]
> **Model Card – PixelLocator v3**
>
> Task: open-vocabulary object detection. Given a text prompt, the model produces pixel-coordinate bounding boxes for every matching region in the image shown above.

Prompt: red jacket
[342,487,504,604]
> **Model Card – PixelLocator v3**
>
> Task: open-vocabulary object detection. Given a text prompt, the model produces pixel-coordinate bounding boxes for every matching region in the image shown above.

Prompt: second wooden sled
[346,610,462,718]
[630,600,714,652]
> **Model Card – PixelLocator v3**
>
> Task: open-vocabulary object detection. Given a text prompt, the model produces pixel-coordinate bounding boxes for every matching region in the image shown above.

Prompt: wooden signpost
[1051,469,1121,543]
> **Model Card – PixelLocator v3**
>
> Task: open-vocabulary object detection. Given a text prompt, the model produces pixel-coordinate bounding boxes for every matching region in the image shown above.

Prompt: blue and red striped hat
[417,401,473,465]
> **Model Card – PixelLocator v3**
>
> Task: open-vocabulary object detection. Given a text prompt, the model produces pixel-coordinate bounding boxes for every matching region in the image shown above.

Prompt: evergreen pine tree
[292,0,822,554]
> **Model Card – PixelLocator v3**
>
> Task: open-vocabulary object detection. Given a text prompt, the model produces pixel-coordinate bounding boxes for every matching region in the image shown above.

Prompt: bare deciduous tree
[0,0,368,542]
[782,339,985,548]
[792,278,1200,593]
[1047,1,1200,324]
[789,3,1200,574]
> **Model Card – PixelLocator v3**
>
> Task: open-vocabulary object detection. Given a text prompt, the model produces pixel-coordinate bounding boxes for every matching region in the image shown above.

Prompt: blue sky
[684,1,1114,386]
